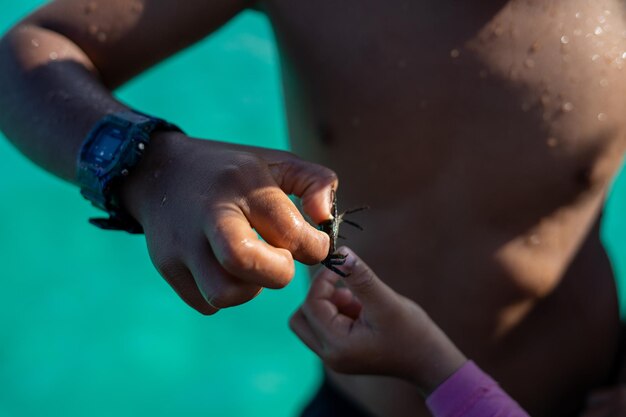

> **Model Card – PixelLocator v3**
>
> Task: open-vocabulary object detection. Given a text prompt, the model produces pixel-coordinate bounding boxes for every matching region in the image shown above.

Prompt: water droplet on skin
[547,137,559,147]
[527,234,541,246]
[575,11,583,19]
[49,52,58,60]
[595,26,603,35]
[31,39,39,47]
[600,78,609,87]
[450,49,460,58]
[97,32,107,42]
[525,58,535,68]
[592,54,600,61]
[598,112,608,121]
[562,102,574,112]
[598,15,606,24]
[605,9,612,16]
[560,35,570,44]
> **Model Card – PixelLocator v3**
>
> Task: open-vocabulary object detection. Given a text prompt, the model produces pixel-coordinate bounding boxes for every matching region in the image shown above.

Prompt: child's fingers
[302,299,354,343]
[312,265,342,287]
[290,309,323,355]
[307,271,341,304]
[330,287,362,320]
[302,293,339,335]
[330,286,353,306]
[300,275,342,339]
[302,266,359,340]
[336,247,398,314]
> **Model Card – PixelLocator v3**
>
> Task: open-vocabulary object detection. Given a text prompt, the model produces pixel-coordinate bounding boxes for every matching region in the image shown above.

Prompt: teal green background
[2,2,626,417]
[0,2,320,417]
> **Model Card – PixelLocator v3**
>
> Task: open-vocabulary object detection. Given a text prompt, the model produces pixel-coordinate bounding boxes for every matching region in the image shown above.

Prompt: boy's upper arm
[22,0,252,88]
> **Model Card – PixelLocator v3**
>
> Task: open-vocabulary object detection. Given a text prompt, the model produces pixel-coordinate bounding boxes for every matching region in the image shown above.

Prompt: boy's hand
[120,132,336,315]
[290,247,466,395]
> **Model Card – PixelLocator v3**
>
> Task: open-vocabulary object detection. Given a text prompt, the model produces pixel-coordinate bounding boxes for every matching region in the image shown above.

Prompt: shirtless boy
[0,1,624,416]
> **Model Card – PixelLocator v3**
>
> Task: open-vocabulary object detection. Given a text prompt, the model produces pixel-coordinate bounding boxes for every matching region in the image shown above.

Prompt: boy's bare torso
[261,0,626,415]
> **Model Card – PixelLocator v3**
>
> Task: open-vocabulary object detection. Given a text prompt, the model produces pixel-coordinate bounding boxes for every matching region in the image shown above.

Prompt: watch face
[89,127,124,167]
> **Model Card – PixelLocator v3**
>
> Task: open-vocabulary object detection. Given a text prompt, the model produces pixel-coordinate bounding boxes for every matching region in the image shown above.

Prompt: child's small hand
[290,247,466,395]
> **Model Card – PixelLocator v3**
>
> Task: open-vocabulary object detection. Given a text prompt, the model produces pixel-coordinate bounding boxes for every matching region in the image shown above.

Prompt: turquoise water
[2,2,626,417]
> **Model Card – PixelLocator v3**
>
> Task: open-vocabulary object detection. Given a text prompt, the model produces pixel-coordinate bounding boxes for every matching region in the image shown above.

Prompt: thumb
[337,247,397,313]
[267,157,338,224]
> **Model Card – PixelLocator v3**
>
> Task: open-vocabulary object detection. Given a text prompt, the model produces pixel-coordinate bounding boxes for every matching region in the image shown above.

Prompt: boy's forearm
[0,0,250,184]
[0,24,127,184]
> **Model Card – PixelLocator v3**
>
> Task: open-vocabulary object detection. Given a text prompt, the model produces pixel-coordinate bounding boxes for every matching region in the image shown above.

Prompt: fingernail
[326,189,336,218]
[336,246,356,268]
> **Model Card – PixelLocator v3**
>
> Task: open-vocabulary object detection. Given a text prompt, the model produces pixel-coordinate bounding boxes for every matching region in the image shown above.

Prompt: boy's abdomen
[263,0,626,415]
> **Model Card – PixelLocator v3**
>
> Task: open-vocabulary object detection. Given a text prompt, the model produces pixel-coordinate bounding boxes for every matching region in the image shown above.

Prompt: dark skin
[1,0,625,416]
[292,246,470,398]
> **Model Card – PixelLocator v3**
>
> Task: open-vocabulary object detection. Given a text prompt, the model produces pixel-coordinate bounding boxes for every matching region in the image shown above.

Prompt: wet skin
[1,0,625,416]
[264,1,626,415]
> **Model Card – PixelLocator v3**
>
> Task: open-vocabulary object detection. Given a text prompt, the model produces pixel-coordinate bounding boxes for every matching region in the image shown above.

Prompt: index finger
[205,204,295,288]
[244,183,330,264]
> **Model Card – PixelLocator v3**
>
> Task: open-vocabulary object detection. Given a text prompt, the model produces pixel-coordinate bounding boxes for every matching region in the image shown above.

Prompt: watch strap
[77,110,183,234]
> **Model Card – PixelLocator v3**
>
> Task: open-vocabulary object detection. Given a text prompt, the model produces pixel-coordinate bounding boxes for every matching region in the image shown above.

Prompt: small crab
[318,190,368,277]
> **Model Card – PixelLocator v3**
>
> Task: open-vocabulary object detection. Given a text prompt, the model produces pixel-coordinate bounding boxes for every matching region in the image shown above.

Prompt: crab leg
[341,219,364,230]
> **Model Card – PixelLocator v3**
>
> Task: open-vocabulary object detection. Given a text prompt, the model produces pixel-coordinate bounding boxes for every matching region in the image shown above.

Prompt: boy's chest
[261,0,626,125]
[262,0,626,202]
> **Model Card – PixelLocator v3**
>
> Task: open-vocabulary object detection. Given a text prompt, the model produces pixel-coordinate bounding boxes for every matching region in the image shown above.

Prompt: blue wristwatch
[76,110,183,233]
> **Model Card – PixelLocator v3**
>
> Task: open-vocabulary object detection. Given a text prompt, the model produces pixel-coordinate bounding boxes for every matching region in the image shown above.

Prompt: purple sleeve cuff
[426,361,530,417]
